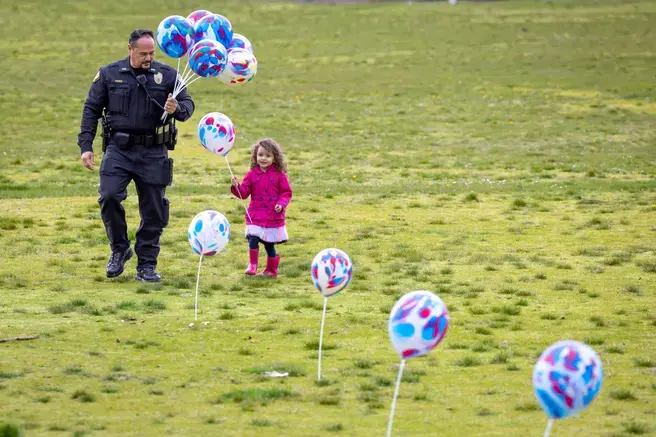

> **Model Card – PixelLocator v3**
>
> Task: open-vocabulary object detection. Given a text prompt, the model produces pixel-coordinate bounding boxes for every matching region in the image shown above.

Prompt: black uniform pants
[98,143,172,269]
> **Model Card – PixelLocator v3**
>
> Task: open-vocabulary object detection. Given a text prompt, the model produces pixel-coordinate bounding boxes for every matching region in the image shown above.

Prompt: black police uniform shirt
[77,57,195,154]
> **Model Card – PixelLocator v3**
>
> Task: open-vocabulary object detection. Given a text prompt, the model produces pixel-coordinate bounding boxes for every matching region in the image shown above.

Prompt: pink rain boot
[260,254,280,278]
[245,249,259,275]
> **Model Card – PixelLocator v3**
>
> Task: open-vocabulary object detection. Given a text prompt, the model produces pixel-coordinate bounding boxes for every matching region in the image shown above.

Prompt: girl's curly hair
[250,138,288,173]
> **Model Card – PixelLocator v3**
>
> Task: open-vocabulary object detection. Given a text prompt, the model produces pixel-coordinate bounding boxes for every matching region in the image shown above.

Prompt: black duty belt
[112,128,172,148]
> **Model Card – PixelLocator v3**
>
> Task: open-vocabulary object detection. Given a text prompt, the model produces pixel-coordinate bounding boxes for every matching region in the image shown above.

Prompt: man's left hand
[164,94,177,114]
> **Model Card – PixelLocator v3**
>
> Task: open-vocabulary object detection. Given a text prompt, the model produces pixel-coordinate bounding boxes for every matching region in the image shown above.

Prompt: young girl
[231,138,292,278]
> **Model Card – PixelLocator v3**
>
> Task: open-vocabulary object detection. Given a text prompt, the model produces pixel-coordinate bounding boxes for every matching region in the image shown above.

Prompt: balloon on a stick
[533,340,603,437]
[162,39,227,122]
[386,290,449,437]
[228,33,253,53]
[156,15,194,59]
[187,9,212,27]
[196,111,250,223]
[188,39,228,78]
[311,248,353,380]
[218,48,257,85]
[187,210,230,321]
[198,112,235,156]
[193,13,233,48]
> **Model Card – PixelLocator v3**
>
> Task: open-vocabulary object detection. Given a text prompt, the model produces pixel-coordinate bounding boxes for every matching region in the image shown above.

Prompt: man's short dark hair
[129,29,154,47]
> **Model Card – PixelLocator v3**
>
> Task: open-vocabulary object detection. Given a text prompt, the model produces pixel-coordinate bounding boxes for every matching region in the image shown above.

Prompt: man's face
[129,36,155,69]
[257,147,274,170]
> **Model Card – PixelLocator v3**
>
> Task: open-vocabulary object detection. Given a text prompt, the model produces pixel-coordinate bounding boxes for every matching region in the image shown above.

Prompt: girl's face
[256,147,274,170]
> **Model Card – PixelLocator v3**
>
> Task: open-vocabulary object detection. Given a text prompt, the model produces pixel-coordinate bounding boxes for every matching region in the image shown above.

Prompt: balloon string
[317,297,328,381]
[194,254,203,321]
[543,419,554,437]
[386,359,406,437]
[225,155,253,225]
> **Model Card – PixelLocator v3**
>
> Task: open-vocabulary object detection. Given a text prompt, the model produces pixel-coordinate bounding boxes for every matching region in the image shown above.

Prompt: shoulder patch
[93,70,100,83]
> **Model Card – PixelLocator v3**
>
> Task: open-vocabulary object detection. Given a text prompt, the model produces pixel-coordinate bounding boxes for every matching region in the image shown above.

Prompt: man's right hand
[81,151,95,170]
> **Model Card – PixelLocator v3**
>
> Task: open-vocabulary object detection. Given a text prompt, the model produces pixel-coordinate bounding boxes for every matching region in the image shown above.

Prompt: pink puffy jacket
[230,167,292,227]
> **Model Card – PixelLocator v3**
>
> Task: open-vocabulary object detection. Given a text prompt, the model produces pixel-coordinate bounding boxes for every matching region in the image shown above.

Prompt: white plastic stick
[179,61,190,83]
[178,74,203,93]
[161,61,191,122]
[317,297,328,380]
[174,68,196,96]
[194,254,204,321]
[173,58,181,91]
[175,66,192,92]
[543,419,554,437]
[386,359,406,437]
[225,155,254,225]
[161,69,200,122]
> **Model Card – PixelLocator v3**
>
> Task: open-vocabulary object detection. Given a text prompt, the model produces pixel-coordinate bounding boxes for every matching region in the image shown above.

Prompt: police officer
[78,29,195,282]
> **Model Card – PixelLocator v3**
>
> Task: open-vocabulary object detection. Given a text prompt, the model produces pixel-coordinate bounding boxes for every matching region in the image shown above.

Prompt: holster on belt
[101,114,111,152]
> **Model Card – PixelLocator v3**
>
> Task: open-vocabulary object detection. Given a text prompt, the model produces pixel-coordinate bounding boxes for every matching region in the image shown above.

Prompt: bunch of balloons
[155,10,258,120]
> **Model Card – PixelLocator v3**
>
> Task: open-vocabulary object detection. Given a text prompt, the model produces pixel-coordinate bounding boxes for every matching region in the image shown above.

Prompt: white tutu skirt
[245,225,288,243]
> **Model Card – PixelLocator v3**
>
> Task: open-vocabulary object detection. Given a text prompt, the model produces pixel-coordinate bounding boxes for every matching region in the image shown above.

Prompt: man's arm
[171,86,195,122]
[78,69,108,155]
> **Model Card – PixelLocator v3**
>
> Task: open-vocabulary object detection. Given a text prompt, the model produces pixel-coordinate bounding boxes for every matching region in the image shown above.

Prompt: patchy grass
[1,0,655,436]
[216,388,297,405]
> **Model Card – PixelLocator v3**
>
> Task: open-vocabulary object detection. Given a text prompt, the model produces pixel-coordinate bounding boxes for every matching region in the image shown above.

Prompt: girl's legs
[261,242,280,278]
[248,236,260,250]
[245,236,260,275]
[263,242,276,258]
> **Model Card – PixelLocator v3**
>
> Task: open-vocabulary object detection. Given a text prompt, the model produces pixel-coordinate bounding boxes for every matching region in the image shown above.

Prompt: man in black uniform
[78,29,195,282]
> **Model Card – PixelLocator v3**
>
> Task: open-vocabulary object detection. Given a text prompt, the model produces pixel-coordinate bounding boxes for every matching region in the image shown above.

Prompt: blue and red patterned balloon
[533,340,603,420]
[388,291,449,359]
[187,9,212,27]
[188,210,230,256]
[188,39,227,78]
[198,112,235,156]
[228,33,253,53]
[218,48,258,85]
[156,15,194,58]
[311,249,353,297]
[193,14,233,48]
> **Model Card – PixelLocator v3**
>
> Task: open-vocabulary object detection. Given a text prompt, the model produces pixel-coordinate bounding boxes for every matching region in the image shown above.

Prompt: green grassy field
[0,0,655,436]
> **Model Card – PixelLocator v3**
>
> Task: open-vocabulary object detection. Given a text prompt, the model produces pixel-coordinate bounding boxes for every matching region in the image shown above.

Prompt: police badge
[154,72,163,84]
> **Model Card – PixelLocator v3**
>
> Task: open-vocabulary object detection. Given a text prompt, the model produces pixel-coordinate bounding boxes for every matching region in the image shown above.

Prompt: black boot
[136,266,161,283]
[106,248,133,278]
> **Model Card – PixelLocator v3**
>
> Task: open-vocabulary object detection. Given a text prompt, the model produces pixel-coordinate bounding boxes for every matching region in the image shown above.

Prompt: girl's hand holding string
[232,177,240,188]
[274,204,283,213]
